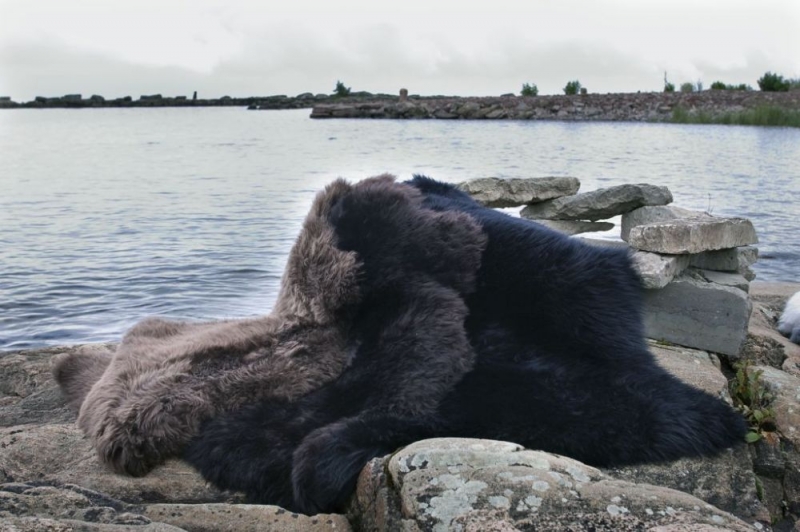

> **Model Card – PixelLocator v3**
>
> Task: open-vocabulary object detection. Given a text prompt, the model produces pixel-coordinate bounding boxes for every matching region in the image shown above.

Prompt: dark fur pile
[185,175,747,515]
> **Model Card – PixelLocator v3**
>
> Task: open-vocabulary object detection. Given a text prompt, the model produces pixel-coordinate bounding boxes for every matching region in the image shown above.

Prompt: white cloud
[1,0,798,100]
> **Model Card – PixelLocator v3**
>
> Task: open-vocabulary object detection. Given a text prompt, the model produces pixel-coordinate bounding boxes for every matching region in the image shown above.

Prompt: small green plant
[563,80,581,95]
[664,82,675,93]
[679,82,695,93]
[333,80,351,97]
[757,72,790,92]
[729,361,777,443]
[521,83,538,96]
[710,81,727,90]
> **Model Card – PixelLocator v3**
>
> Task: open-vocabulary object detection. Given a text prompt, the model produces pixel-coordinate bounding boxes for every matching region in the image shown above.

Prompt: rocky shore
[309,90,800,122]
[2,179,799,530]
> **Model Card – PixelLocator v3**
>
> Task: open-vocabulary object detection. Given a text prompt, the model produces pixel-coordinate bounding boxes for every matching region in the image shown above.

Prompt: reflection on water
[1,108,798,350]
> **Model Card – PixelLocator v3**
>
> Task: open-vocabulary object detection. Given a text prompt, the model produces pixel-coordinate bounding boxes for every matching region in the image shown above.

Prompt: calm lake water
[1,108,798,351]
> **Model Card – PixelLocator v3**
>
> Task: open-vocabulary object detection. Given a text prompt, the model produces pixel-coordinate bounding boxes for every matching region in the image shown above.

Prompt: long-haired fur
[55,175,485,478]
[185,176,746,515]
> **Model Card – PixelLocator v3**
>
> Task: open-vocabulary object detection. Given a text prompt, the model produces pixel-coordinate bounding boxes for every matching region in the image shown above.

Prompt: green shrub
[710,81,727,90]
[520,83,538,96]
[333,80,351,97]
[757,72,790,92]
[664,82,675,93]
[679,82,695,93]
[563,80,581,95]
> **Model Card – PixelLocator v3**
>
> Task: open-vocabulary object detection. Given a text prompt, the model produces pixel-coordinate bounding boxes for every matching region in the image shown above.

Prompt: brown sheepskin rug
[53,174,486,477]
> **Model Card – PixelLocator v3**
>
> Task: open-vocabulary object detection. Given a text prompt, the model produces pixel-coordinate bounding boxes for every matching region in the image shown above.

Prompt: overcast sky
[1,0,798,101]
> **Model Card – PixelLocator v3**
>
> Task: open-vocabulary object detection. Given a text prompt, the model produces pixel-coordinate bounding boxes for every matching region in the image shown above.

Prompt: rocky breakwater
[310,90,800,122]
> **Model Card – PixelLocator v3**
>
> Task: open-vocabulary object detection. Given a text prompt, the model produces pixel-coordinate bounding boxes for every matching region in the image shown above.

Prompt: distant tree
[334,80,351,97]
[521,83,538,96]
[563,80,581,95]
[758,72,790,92]
[710,81,753,91]
[680,82,695,93]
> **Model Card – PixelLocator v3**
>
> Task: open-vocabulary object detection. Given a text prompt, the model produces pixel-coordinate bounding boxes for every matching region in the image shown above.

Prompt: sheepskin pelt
[185,175,747,515]
[53,174,486,477]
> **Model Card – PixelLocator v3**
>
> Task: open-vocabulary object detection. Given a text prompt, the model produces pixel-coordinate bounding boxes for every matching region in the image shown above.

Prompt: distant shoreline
[3,90,800,126]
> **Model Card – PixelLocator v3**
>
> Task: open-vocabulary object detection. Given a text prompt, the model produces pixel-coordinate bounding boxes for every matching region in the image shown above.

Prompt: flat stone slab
[350,438,756,531]
[696,269,750,293]
[622,206,758,254]
[458,177,580,207]
[632,252,690,289]
[528,219,614,235]
[689,246,759,272]
[643,272,752,357]
[520,183,673,221]
[621,205,699,241]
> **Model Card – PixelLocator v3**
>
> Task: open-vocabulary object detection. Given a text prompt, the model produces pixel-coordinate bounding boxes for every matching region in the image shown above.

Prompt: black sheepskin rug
[183,175,747,515]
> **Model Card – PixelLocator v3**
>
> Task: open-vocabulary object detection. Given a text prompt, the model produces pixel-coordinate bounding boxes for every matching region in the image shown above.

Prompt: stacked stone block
[459,176,759,357]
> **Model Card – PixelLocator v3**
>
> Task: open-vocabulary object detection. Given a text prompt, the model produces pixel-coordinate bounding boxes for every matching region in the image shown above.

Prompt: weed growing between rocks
[729,361,778,443]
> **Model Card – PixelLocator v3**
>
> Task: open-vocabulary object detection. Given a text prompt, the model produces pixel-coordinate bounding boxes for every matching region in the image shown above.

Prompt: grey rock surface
[642,272,752,357]
[632,252,690,289]
[350,438,756,531]
[520,184,673,221]
[457,177,580,207]
[0,483,352,532]
[623,206,757,254]
[689,246,759,273]
[756,366,800,448]
[528,219,614,235]
[621,206,700,242]
[695,269,750,293]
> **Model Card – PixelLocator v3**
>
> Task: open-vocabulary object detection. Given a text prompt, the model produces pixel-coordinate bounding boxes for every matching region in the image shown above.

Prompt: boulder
[458,177,580,208]
[642,272,752,357]
[529,219,614,236]
[349,438,756,531]
[622,206,758,254]
[520,184,672,221]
